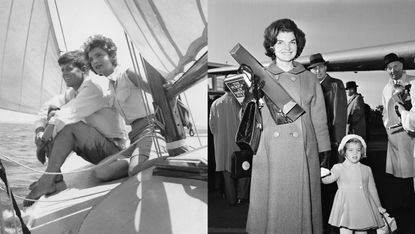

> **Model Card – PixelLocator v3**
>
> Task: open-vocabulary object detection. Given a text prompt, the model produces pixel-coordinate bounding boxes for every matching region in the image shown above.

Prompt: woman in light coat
[246,18,331,234]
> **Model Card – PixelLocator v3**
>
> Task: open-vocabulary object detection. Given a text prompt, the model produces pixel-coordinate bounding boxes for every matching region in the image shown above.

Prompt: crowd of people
[209,18,415,234]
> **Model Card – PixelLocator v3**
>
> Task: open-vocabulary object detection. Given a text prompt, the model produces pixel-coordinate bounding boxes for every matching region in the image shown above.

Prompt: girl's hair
[263,18,306,61]
[339,138,366,158]
[82,34,118,74]
[58,50,89,72]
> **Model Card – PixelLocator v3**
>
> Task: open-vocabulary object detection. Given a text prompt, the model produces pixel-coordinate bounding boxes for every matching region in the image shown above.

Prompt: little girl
[322,134,386,234]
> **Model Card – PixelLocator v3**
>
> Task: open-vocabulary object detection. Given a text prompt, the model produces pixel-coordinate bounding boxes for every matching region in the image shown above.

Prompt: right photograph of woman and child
[207,0,415,234]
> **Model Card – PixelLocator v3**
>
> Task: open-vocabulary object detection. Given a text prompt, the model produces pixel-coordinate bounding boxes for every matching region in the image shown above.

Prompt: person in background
[246,18,331,234]
[346,81,366,140]
[209,85,250,206]
[322,134,386,234]
[309,53,347,234]
[381,52,415,218]
[83,35,156,179]
[382,53,415,179]
[25,50,126,206]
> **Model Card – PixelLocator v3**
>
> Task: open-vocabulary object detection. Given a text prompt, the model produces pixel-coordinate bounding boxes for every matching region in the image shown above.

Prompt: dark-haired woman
[246,18,331,234]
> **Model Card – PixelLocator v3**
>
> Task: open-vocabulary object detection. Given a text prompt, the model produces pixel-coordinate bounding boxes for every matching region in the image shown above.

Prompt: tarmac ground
[208,128,415,234]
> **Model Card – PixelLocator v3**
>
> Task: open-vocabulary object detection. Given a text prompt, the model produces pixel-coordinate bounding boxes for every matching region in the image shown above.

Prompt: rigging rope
[53,0,68,52]
[0,133,165,175]
[181,92,203,147]
[124,32,164,159]
[0,145,207,204]
[0,160,31,234]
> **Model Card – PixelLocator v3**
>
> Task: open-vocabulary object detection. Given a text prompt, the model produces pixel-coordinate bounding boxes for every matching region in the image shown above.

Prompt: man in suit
[309,53,347,165]
[309,53,347,234]
[345,81,366,140]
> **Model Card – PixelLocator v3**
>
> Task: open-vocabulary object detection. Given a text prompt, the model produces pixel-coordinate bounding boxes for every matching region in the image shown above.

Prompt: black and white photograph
[0,0,207,233]
[208,0,415,233]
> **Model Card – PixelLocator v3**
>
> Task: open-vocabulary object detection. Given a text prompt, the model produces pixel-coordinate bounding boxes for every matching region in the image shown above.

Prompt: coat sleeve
[209,101,218,135]
[50,82,106,134]
[382,86,389,128]
[311,77,331,152]
[34,92,68,130]
[400,109,415,132]
[322,164,340,184]
[332,81,347,144]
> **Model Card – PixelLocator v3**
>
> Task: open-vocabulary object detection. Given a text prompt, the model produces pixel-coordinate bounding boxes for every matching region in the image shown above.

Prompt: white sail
[0,0,63,114]
[105,0,207,81]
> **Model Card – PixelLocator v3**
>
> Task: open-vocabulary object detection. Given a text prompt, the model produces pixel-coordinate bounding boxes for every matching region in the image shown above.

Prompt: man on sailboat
[25,50,127,206]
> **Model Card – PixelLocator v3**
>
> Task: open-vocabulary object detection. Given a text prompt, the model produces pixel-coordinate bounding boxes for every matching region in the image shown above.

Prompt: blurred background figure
[346,81,367,141]
[209,85,250,206]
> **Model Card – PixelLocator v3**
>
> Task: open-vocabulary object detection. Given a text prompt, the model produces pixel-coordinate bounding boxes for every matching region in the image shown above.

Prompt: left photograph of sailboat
[0,0,207,233]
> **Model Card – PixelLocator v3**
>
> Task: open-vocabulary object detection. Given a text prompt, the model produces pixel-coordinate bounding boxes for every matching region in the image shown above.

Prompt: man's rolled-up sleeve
[50,82,106,134]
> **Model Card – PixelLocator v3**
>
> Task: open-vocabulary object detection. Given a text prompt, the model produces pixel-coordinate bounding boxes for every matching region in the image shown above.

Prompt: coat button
[292,132,298,137]
[273,132,280,138]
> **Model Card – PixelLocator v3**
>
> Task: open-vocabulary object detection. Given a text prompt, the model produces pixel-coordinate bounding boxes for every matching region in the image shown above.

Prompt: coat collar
[347,93,359,106]
[320,74,332,88]
[388,71,409,85]
[266,61,306,75]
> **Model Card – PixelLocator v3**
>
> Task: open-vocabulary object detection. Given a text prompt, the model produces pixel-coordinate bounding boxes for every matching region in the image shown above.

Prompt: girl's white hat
[338,134,367,156]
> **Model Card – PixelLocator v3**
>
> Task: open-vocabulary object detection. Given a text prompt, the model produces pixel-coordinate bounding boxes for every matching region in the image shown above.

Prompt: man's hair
[58,50,89,72]
[83,34,118,74]
[263,18,306,61]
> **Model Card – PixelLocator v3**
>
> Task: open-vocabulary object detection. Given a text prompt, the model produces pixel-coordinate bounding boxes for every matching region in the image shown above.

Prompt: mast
[141,55,206,156]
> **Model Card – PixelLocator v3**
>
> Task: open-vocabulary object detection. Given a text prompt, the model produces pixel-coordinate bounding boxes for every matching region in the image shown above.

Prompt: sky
[0,0,207,129]
[208,0,415,109]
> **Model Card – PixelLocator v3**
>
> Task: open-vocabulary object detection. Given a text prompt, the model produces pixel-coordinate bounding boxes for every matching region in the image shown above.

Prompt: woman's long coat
[246,62,331,234]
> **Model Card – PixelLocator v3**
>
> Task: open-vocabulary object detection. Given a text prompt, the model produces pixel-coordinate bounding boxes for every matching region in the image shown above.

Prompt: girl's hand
[320,167,330,178]
[378,206,386,214]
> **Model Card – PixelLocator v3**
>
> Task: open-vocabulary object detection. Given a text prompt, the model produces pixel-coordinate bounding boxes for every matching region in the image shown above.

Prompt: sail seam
[132,0,176,67]
[18,0,36,111]
[0,0,14,100]
[148,0,182,58]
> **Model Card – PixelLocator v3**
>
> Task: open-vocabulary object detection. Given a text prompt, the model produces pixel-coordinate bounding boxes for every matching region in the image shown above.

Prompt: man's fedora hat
[384,53,404,69]
[346,81,358,90]
[308,53,329,69]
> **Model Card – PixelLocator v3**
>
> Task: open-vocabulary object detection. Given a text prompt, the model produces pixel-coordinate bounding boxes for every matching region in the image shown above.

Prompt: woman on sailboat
[83,35,155,180]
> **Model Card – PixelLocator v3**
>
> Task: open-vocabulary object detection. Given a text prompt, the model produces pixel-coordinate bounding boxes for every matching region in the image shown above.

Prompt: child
[322,134,386,234]
[83,35,155,180]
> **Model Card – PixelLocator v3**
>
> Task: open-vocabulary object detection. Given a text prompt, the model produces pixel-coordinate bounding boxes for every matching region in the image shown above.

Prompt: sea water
[0,122,46,233]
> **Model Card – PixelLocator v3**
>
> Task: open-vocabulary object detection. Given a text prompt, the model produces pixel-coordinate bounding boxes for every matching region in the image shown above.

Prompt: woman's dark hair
[58,50,89,72]
[263,18,306,61]
[82,34,118,74]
